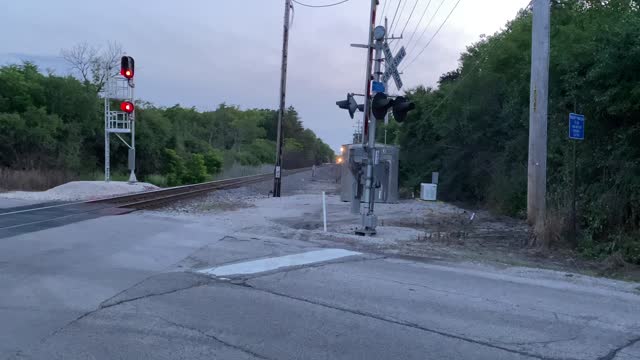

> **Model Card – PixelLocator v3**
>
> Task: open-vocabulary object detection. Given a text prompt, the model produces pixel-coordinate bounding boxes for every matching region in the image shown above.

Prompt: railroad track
[0,167,310,237]
[90,167,309,210]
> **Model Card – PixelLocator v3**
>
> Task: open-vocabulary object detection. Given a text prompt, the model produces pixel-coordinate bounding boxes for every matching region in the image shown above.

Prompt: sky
[1,0,530,152]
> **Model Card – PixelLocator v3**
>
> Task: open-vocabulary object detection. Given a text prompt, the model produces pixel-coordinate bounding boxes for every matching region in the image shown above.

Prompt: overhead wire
[391,0,420,52]
[402,0,462,71]
[397,0,432,52]
[388,0,403,33]
[389,0,408,35]
[397,0,420,37]
[291,0,350,8]
[404,0,448,52]
[379,0,390,24]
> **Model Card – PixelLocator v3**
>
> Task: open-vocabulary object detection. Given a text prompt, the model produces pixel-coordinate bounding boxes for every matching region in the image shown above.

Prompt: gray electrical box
[339,143,399,204]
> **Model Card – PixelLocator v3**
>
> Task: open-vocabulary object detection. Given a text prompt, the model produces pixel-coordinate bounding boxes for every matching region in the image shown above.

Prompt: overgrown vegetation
[0,62,334,190]
[397,0,640,263]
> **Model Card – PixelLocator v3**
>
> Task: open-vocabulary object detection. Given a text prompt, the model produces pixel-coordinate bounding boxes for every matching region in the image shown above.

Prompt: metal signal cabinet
[340,143,399,204]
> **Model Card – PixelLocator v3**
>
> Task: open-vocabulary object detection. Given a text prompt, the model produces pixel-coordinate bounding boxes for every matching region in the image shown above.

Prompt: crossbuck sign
[382,43,406,90]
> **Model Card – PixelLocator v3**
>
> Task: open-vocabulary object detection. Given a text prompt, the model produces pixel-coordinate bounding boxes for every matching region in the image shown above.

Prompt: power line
[291,0,350,8]
[402,0,462,71]
[397,0,420,36]
[390,0,408,35]
[399,0,432,50]
[404,0,447,52]
[392,0,421,52]
[388,0,403,33]
[379,0,390,24]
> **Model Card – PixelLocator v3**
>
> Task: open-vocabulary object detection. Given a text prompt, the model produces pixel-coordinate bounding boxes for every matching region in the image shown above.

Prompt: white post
[104,97,110,182]
[128,81,137,183]
[322,191,328,232]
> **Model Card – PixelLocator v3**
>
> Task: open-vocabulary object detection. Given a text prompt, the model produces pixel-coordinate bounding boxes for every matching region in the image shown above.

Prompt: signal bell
[121,56,135,79]
[120,101,135,113]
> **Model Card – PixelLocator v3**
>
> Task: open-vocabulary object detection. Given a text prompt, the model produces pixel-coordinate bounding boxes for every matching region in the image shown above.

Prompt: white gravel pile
[0,181,158,202]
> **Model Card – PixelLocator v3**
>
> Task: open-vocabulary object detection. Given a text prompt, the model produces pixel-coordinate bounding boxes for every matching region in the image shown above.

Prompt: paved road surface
[1,180,639,359]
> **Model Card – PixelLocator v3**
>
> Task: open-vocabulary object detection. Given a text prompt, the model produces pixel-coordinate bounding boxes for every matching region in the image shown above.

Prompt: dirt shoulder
[156,165,640,282]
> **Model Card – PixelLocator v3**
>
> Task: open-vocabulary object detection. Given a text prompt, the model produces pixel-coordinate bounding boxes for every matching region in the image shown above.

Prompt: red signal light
[120,56,135,79]
[120,101,134,113]
[121,69,133,79]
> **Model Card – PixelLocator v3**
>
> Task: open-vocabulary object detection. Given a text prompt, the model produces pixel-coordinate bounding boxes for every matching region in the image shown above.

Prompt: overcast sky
[1,0,529,152]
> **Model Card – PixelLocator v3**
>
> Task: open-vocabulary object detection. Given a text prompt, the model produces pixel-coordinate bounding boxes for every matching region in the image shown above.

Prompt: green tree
[163,148,184,186]
[0,60,333,187]
[182,154,207,184]
[398,0,640,262]
[203,150,223,174]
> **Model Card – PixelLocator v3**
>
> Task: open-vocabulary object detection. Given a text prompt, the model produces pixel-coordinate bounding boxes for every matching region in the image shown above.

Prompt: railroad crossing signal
[371,93,415,122]
[371,93,393,120]
[382,43,406,90]
[391,96,415,123]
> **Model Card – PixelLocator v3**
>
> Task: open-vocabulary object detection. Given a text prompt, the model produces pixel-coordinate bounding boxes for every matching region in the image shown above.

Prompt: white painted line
[198,249,361,277]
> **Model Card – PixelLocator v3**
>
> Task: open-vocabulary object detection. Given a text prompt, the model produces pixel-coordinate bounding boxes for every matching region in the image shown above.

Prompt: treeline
[0,62,334,187]
[398,0,640,263]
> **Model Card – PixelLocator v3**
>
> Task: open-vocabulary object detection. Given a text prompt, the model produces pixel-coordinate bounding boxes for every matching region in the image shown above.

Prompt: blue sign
[569,113,585,140]
[372,81,385,93]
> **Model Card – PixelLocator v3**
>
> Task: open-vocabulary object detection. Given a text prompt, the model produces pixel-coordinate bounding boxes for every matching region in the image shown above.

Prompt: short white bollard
[322,191,327,232]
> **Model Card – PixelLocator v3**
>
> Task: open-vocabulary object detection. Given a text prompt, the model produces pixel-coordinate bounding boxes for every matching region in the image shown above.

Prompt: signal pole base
[128,171,137,184]
[355,213,377,236]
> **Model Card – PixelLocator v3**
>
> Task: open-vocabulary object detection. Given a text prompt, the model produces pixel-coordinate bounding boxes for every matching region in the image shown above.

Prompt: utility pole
[273,0,291,197]
[527,0,551,235]
[360,30,384,235]
[360,0,377,144]
[383,16,389,145]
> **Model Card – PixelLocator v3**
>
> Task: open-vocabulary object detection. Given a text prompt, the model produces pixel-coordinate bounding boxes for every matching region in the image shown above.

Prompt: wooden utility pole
[273,0,291,197]
[527,0,550,234]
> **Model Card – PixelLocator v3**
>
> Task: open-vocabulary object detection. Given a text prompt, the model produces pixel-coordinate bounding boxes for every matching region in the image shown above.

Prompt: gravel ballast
[0,181,158,202]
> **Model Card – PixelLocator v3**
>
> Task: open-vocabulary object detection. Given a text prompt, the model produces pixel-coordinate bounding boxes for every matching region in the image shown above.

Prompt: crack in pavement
[597,335,640,360]
[239,282,580,360]
[347,272,617,330]
[98,281,210,310]
[8,278,211,360]
[154,316,274,360]
[497,336,581,347]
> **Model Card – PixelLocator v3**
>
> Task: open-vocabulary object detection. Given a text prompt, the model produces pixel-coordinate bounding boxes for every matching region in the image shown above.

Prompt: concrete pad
[197,249,361,277]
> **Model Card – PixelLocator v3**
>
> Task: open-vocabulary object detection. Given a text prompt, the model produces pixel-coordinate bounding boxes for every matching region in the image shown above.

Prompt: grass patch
[145,174,168,187]
[0,168,75,191]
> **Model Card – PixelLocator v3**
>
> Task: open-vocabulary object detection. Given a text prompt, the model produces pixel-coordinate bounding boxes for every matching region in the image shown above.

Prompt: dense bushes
[398,0,640,263]
[0,63,334,190]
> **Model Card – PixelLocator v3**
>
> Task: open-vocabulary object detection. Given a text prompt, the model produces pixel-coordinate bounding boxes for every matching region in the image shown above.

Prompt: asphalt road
[1,175,639,359]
